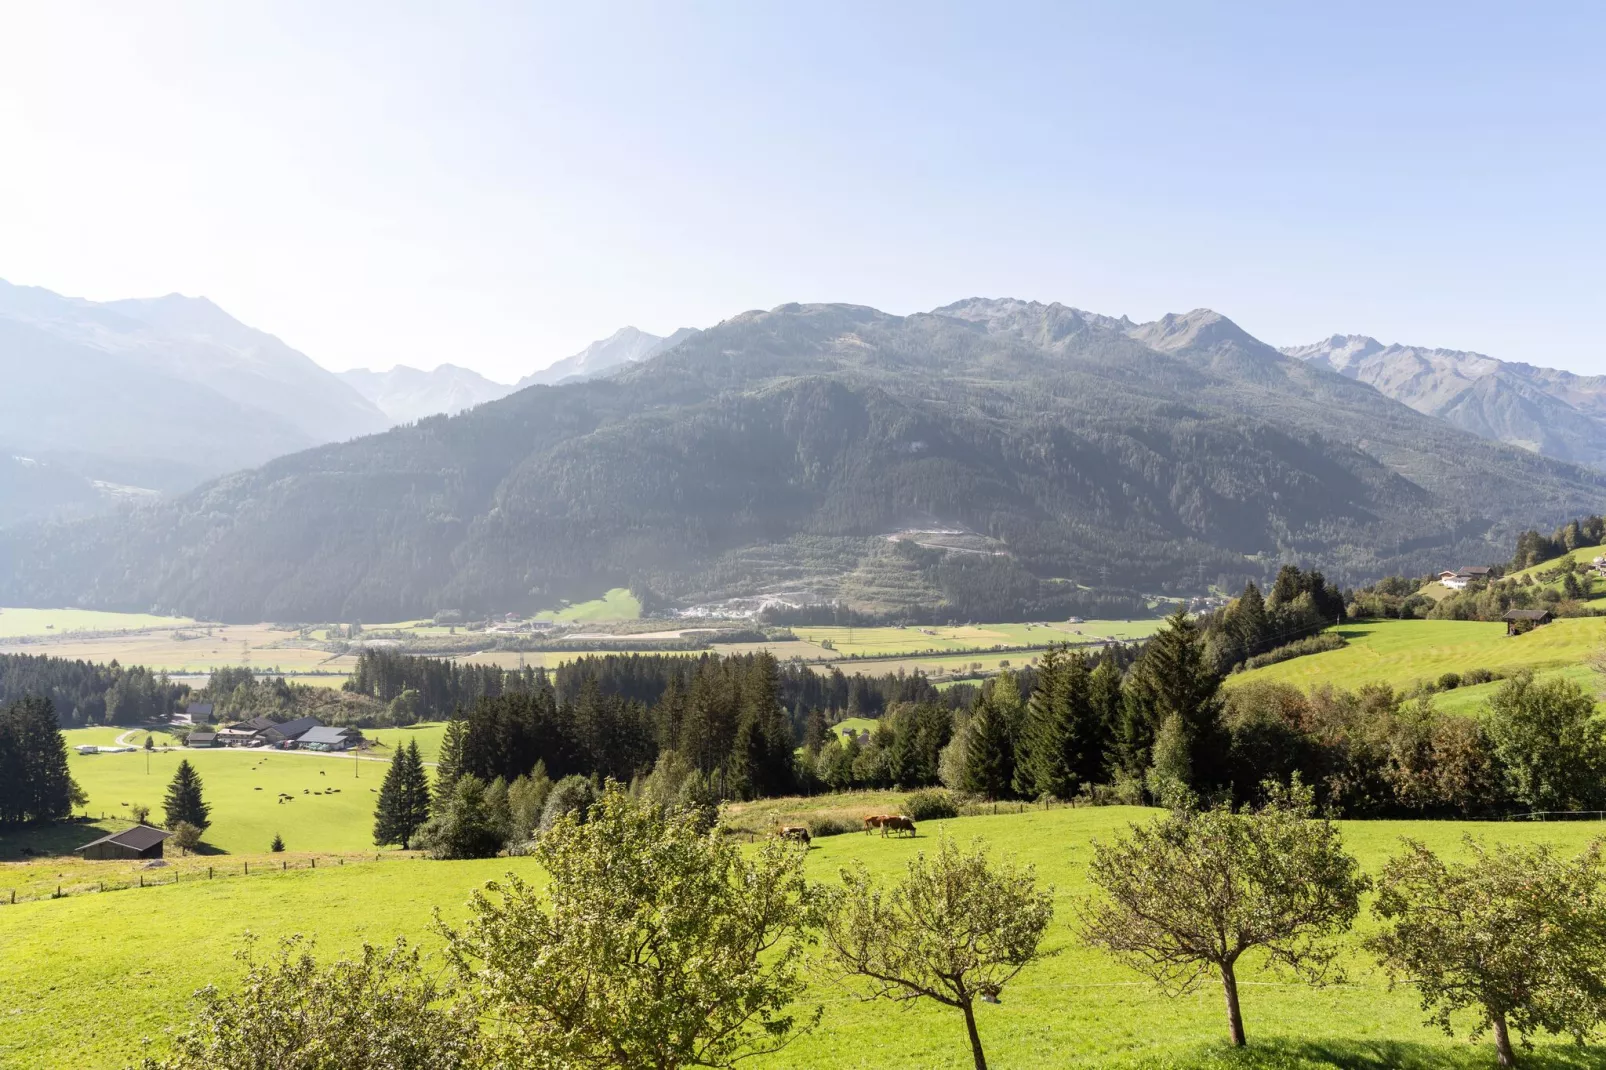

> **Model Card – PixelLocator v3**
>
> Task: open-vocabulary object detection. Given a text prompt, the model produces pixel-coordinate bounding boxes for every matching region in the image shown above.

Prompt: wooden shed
[1503,608,1554,636]
[74,825,173,861]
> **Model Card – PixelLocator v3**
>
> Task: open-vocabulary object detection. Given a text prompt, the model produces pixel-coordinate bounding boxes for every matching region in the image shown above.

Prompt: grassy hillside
[533,587,643,623]
[1232,617,1606,694]
[4,806,1606,1069]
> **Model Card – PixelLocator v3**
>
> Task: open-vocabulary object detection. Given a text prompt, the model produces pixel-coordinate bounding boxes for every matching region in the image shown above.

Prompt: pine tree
[374,739,432,849]
[803,707,830,758]
[0,698,81,825]
[1232,582,1269,659]
[162,759,211,832]
[434,718,467,808]
[270,832,285,852]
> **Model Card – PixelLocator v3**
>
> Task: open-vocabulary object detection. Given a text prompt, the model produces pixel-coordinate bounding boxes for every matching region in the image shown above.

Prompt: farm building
[74,825,173,861]
[263,716,323,744]
[297,725,362,752]
[180,702,215,724]
[1439,566,1492,591]
[185,731,220,747]
[1503,608,1553,635]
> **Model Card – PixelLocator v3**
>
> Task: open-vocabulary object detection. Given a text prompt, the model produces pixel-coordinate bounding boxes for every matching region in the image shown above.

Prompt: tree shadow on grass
[0,817,121,860]
[1155,1036,1606,1070]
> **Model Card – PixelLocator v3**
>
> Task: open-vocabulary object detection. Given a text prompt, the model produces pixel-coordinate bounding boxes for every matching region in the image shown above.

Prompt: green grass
[5,806,1606,1069]
[1507,546,1606,584]
[533,587,643,623]
[1232,617,1606,694]
[0,607,194,639]
[64,746,402,855]
[831,716,879,740]
[794,619,1162,658]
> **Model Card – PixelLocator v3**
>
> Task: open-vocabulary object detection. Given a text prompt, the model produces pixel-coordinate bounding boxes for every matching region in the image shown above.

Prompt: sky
[1,2,1602,382]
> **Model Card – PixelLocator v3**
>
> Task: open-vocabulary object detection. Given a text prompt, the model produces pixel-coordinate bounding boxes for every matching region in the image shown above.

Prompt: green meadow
[0,606,194,640]
[62,744,392,856]
[534,587,643,623]
[794,619,1162,658]
[1232,617,1606,695]
[5,806,1606,1069]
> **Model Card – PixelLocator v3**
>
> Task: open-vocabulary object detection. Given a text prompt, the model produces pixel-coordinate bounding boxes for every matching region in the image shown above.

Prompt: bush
[1461,668,1499,686]
[902,789,959,821]
[540,775,599,833]
[1241,632,1347,671]
[1437,672,1461,691]
[806,814,859,838]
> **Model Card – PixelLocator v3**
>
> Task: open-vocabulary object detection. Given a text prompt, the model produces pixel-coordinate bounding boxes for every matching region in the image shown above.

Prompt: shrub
[1461,668,1499,686]
[1437,672,1461,691]
[1241,632,1347,672]
[902,789,959,821]
[806,814,858,838]
[540,775,600,833]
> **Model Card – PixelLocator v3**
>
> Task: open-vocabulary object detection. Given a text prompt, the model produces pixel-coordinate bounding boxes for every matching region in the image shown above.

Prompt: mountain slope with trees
[3,299,1603,622]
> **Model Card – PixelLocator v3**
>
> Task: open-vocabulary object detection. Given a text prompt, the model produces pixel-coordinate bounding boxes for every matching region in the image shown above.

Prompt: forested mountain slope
[1285,334,1606,468]
[3,299,1602,622]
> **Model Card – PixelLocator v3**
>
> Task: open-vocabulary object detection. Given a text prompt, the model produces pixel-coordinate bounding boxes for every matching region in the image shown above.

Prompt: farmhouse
[185,731,220,747]
[180,701,215,725]
[1503,608,1553,635]
[297,725,363,752]
[1438,566,1492,591]
[74,824,172,861]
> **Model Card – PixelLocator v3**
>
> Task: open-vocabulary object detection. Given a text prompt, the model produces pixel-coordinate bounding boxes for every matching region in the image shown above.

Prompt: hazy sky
[2,3,1602,381]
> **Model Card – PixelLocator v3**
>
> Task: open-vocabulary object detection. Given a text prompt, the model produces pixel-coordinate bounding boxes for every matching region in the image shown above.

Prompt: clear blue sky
[1,2,1601,380]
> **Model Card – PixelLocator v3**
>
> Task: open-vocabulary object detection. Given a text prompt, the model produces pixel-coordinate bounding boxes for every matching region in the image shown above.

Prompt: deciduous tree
[1369,837,1606,1068]
[441,786,822,1070]
[822,835,1055,1070]
[137,934,478,1070]
[1080,782,1367,1046]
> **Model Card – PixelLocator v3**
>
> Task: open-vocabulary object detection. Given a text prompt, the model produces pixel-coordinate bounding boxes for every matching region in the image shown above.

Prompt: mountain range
[0,279,390,525]
[4,297,1601,623]
[1284,336,1606,468]
[0,278,704,524]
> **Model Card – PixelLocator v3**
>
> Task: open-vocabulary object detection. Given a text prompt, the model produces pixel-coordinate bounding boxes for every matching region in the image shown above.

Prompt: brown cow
[880,815,916,838]
[862,815,890,834]
[778,825,812,844]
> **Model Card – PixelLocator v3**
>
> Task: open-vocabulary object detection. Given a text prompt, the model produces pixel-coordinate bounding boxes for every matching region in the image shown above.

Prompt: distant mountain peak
[1126,308,1259,354]
[516,325,702,389]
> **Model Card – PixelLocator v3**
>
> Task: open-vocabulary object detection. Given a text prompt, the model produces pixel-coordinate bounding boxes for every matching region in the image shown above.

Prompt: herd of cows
[776,813,917,844]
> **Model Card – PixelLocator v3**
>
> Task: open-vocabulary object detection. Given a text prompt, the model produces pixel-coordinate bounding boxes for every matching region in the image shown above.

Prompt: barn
[74,825,173,861]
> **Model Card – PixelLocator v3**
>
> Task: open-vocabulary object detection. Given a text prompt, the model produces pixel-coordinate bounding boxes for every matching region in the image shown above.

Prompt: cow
[778,825,812,844]
[880,815,916,838]
[863,814,896,834]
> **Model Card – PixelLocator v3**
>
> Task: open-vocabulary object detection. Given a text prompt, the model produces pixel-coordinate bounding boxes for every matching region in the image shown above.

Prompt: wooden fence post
[208,867,213,879]
[311,857,316,869]
[139,875,143,888]
[282,860,287,872]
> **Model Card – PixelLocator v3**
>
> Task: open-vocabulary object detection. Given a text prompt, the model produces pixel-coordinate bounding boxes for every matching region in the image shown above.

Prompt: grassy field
[0,606,195,639]
[5,805,1606,1069]
[0,621,341,674]
[60,744,394,856]
[534,587,643,623]
[1232,617,1606,694]
[794,619,1162,658]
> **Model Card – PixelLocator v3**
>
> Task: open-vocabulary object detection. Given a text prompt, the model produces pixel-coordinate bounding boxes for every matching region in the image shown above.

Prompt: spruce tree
[961,694,1015,801]
[374,739,432,849]
[0,698,80,825]
[1018,648,1101,800]
[162,759,211,831]
[434,718,467,808]
[1124,607,1228,797]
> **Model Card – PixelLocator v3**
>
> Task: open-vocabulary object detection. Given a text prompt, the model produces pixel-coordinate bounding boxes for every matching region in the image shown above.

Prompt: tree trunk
[1492,1012,1516,1068]
[1220,961,1245,1047]
[960,999,988,1070]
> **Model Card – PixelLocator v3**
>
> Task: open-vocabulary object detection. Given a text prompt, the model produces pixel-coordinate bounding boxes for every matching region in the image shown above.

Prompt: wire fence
[2,851,419,907]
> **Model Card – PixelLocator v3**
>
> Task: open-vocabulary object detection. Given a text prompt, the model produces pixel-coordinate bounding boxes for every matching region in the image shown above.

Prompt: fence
[3,852,415,907]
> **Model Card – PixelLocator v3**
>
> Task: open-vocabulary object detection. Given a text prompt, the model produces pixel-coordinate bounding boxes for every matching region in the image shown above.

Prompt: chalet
[1503,608,1554,635]
[185,731,220,748]
[1439,566,1492,591]
[297,725,363,752]
[74,825,172,861]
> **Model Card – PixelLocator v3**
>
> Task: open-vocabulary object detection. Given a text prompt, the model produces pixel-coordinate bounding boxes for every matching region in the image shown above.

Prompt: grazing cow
[863,814,895,834]
[881,815,916,838]
[778,825,812,844]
